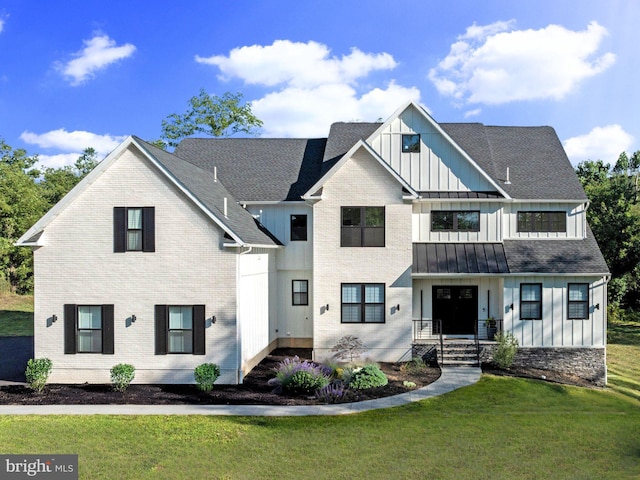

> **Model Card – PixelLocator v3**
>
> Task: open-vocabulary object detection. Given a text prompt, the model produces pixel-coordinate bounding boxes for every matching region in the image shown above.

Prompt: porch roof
[412,243,509,275]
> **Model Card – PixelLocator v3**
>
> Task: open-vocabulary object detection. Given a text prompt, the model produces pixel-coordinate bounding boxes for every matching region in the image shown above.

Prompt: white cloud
[0,17,5,34]
[58,34,136,86]
[429,21,615,105]
[463,108,482,119]
[197,40,419,137]
[563,125,634,165]
[20,129,126,168]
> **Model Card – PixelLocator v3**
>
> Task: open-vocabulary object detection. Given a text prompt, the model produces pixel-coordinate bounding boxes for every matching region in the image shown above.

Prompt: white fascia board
[302,140,418,200]
[240,201,308,206]
[131,139,246,246]
[365,101,511,199]
[223,243,281,249]
[508,199,587,204]
[15,136,137,246]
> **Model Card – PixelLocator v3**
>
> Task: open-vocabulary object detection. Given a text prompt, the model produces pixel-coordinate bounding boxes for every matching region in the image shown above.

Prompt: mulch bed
[0,348,441,406]
[482,364,602,388]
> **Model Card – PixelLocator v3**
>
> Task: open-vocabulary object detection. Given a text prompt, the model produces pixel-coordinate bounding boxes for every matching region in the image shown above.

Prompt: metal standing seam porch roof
[413,243,509,275]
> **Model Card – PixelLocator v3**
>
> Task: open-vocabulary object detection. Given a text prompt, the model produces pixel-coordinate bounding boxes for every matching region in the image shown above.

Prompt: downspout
[236,245,253,384]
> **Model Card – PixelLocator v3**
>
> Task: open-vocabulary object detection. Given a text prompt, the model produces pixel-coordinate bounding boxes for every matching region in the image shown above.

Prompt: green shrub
[194,363,221,392]
[25,358,52,393]
[286,370,330,394]
[267,356,332,394]
[110,363,135,392]
[493,332,519,369]
[347,364,388,390]
[400,357,428,375]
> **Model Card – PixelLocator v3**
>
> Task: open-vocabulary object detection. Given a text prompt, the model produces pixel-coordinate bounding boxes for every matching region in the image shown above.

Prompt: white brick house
[17,101,610,384]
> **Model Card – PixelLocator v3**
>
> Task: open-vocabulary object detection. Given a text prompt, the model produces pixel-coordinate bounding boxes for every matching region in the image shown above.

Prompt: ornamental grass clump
[194,363,221,392]
[25,358,52,393]
[347,364,388,390]
[110,363,135,392]
[268,356,332,394]
[315,381,350,404]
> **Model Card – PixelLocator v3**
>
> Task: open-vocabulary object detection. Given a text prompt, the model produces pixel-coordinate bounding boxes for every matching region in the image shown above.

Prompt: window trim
[520,283,542,320]
[64,304,114,355]
[290,214,308,242]
[568,283,590,320]
[402,134,420,153]
[114,206,155,253]
[340,283,385,324]
[292,280,309,306]
[431,210,481,232]
[517,211,566,233]
[340,206,385,247]
[155,304,205,355]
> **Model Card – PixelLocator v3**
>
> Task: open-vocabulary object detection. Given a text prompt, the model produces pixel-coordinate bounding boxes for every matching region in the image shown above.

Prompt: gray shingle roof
[503,225,609,274]
[133,137,280,247]
[174,138,326,202]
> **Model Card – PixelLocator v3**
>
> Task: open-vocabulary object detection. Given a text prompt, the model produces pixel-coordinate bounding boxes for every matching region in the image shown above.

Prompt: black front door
[432,286,478,335]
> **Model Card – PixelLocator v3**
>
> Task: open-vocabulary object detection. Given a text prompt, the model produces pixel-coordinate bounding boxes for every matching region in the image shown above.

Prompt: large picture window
[155,305,205,355]
[568,283,589,319]
[341,283,385,323]
[64,304,114,354]
[292,280,309,306]
[431,211,480,232]
[517,211,566,233]
[520,283,542,320]
[341,206,385,247]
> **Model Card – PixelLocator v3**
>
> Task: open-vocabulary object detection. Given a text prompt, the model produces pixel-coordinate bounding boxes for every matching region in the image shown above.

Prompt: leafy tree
[40,148,99,205]
[159,89,262,148]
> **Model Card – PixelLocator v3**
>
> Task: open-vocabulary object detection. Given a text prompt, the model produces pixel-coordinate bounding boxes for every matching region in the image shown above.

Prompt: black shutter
[114,207,126,252]
[102,304,115,354]
[64,304,77,354]
[193,305,206,355]
[155,305,167,355]
[142,207,155,252]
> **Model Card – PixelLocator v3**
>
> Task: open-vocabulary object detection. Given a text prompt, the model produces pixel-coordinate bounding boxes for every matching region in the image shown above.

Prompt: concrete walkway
[0,367,481,416]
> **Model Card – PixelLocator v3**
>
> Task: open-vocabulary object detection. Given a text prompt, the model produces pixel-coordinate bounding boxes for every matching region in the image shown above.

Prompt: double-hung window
[114,207,155,252]
[431,211,480,232]
[517,211,566,233]
[64,304,114,354]
[292,280,309,306]
[155,305,205,355]
[341,207,385,247]
[341,284,385,323]
[568,283,589,319]
[520,284,542,320]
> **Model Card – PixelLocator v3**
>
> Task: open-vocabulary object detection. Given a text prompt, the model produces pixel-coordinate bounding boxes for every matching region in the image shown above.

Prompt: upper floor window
[341,283,385,323]
[64,304,114,355]
[402,134,420,153]
[520,283,542,320]
[114,207,155,252]
[431,211,480,232]
[568,283,589,319]
[517,211,566,233]
[341,207,385,247]
[290,214,307,241]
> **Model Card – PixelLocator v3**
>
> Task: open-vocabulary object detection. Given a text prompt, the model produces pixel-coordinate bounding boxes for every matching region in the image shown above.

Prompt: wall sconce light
[396,304,400,311]
[131,315,136,323]
[211,316,216,324]
[326,304,329,311]
[509,304,514,311]
[51,314,58,323]
[595,303,600,310]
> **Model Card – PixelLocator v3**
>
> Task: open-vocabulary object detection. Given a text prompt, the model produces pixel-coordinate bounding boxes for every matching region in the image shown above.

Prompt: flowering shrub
[347,364,388,390]
[315,381,350,404]
[268,356,331,394]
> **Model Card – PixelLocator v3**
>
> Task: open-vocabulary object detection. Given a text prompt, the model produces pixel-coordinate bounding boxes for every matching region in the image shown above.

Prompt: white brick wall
[312,147,413,363]
[34,146,242,384]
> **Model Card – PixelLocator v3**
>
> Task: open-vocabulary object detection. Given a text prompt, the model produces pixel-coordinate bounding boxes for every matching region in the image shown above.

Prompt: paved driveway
[0,336,33,382]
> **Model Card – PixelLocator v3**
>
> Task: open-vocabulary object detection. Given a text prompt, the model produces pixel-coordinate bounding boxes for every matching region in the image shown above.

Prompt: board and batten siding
[412,202,503,242]
[313,147,413,363]
[503,203,586,239]
[368,106,495,192]
[33,146,241,384]
[503,276,607,347]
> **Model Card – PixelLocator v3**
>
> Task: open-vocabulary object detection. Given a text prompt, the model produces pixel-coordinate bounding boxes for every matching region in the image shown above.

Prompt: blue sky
[0,0,637,168]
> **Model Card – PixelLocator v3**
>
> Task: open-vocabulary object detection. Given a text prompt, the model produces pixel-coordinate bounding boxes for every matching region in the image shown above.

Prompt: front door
[432,286,478,335]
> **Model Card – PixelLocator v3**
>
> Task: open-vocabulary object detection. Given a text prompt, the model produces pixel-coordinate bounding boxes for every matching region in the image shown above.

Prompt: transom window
[290,214,308,241]
[431,211,480,232]
[341,206,385,247]
[341,283,385,323]
[402,134,420,153]
[77,306,102,353]
[520,283,542,320]
[517,211,566,233]
[168,306,193,354]
[292,280,309,306]
[568,283,589,319]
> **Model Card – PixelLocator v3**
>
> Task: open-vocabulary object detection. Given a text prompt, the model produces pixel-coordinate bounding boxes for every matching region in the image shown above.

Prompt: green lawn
[1,377,638,479]
[608,311,640,400]
[0,293,33,336]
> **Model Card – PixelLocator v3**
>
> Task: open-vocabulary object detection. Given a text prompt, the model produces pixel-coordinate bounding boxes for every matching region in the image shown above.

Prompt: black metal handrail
[412,318,444,365]
[474,318,480,366]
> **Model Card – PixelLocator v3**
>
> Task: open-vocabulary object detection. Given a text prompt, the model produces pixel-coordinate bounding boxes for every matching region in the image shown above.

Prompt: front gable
[366,102,507,196]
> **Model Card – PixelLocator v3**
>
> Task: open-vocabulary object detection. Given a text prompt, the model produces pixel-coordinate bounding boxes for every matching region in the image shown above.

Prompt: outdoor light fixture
[595,303,600,310]
[51,314,58,323]
[509,303,514,311]
[131,315,136,323]
[326,304,330,311]
[396,304,400,311]
[211,316,216,324]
